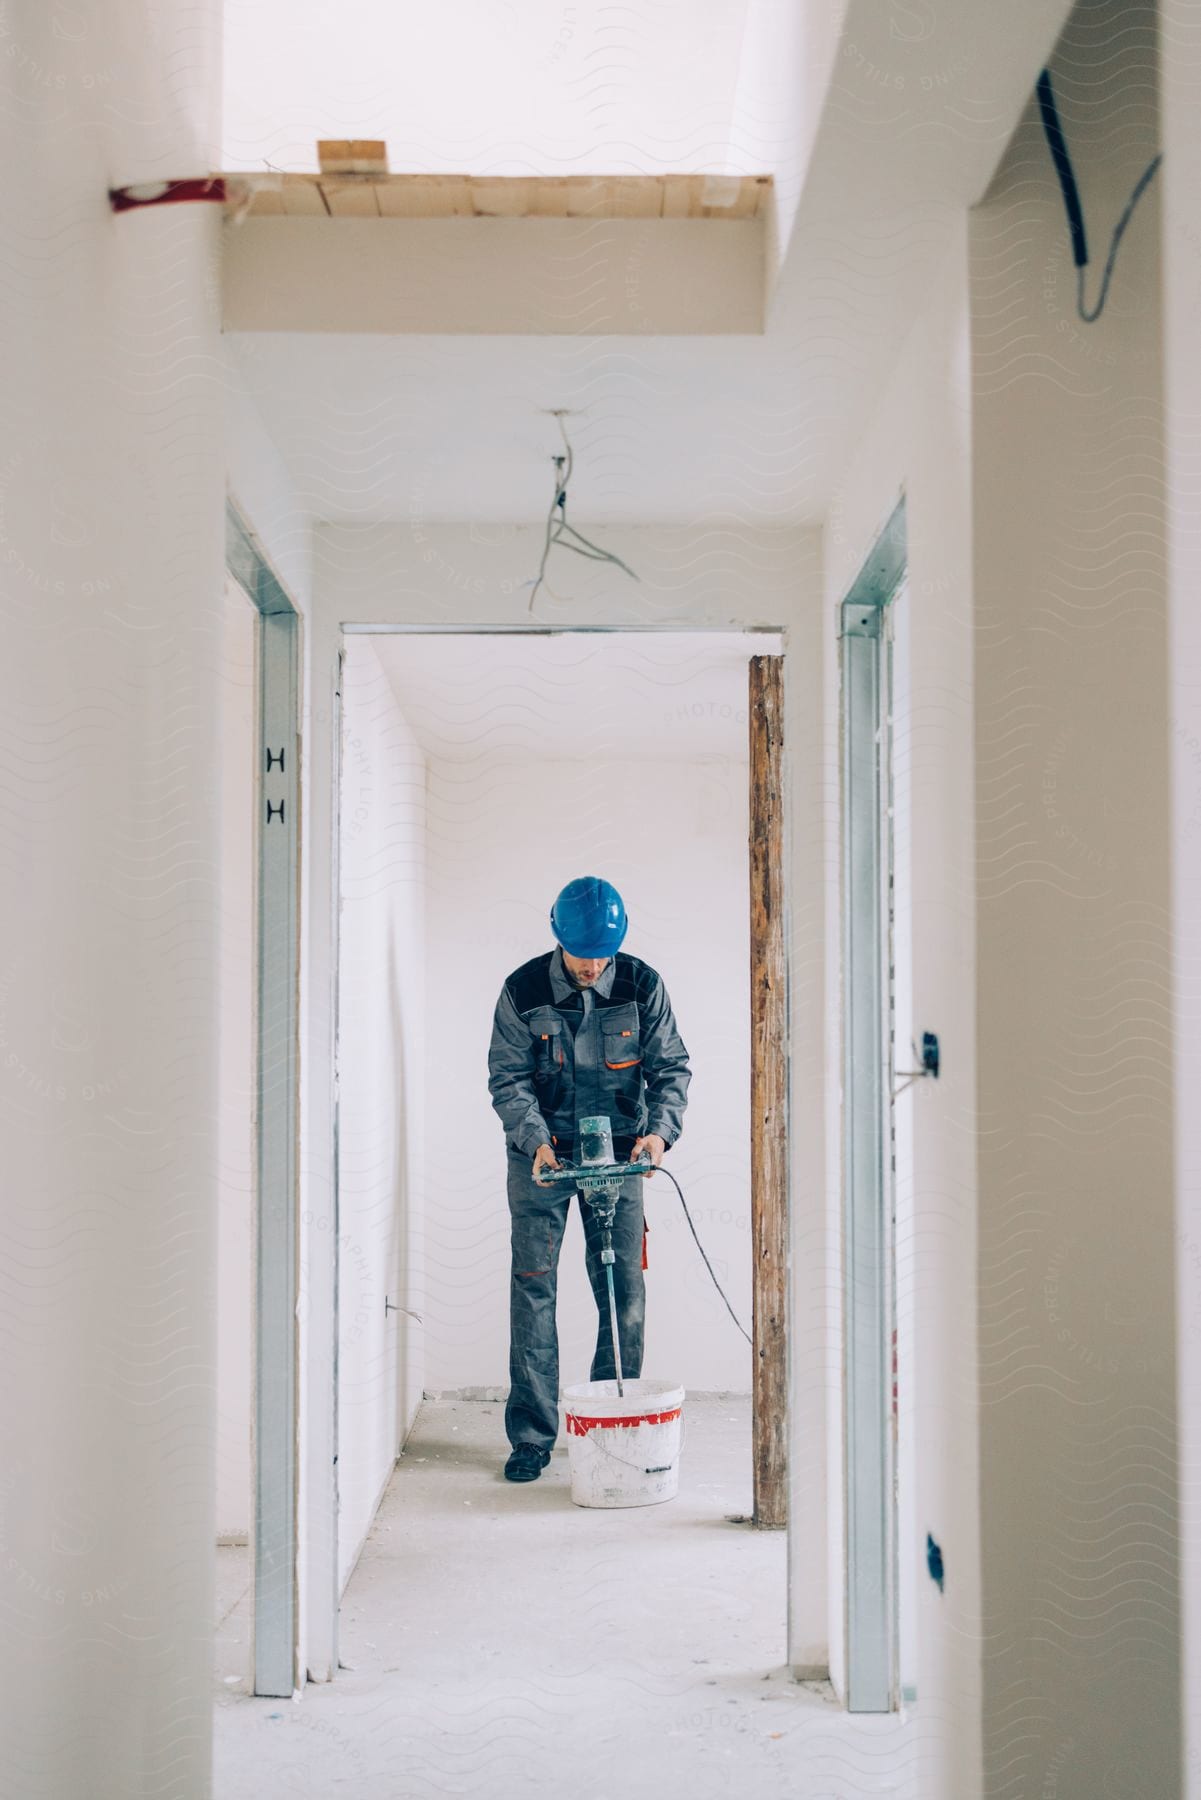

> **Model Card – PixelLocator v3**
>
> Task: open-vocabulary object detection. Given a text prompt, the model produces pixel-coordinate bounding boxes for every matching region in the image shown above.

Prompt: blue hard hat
[550,877,628,958]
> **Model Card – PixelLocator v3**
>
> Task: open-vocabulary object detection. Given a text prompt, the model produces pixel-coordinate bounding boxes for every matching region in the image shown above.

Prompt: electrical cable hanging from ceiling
[526,412,640,612]
[1035,68,1162,324]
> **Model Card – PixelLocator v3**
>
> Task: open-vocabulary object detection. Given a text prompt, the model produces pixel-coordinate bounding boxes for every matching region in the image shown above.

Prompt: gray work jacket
[487,945,692,1160]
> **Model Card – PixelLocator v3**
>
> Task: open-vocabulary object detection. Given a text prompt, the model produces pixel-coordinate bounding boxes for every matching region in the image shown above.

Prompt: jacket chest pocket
[530,1016,567,1101]
[601,1008,642,1073]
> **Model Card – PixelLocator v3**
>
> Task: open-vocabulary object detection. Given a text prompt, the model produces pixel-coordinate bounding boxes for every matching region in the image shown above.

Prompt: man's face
[561,950,609,987]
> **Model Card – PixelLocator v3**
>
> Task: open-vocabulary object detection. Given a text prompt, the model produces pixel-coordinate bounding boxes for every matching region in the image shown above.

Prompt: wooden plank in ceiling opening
[317,139,390,176]
[223,170,772,223]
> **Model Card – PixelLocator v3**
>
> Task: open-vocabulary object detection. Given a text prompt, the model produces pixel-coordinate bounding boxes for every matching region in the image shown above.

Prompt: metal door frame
[328,641,345,1672]
[839,495,906,1712]
[225,500,303,1699]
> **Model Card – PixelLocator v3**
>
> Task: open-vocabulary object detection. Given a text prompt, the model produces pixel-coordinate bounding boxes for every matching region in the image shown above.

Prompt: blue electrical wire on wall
[1035,67,1162,324]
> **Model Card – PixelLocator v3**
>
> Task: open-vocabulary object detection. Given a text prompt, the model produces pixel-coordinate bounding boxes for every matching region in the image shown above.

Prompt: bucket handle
[576,1409,687,1476]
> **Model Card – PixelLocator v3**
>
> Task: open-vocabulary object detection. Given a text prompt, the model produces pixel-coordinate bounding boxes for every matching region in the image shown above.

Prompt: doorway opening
[330,625,791,1673]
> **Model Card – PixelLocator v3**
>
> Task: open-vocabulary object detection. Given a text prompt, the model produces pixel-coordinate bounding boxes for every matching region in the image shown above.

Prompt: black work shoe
[504,1444,552,1482]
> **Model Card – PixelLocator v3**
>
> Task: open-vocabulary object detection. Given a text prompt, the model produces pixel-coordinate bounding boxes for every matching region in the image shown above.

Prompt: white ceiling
[221,0,821,527]
[364,631,775,762]
[225,1,1072,533]
[227,331,815,524]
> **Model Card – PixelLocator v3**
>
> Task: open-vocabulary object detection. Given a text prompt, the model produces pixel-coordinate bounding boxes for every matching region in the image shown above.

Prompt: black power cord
[555,1152,753,1346]
[1035,67,1162,323]
[649,1164,753,1347]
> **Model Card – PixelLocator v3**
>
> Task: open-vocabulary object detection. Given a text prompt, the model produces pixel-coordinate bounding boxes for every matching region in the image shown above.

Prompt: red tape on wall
[109,179,228,213]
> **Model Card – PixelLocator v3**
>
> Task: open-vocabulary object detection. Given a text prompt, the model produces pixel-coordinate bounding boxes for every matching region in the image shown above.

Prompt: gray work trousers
[504,1143,647,1452]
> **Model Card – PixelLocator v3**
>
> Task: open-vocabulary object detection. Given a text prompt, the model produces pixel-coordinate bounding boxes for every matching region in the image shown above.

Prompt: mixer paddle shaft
[603,1244,624,1396]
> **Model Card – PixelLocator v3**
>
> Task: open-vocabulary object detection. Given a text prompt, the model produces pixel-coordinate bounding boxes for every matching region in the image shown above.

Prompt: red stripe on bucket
[565,1407,682,1435]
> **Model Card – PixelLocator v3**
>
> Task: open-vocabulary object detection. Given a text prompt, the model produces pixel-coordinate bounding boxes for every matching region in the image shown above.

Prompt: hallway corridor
[11,0,1201,1791]
[213,1397,912,1799]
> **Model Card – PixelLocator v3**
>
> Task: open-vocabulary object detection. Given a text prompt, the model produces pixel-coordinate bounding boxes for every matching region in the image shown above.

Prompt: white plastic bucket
[561,1379,685,1508]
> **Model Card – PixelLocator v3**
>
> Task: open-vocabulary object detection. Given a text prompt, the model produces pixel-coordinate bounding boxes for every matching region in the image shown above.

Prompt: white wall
[971,6,1177,1795]
[422,752,751,1398]
[336,640,427,1592]
[0,2,225,1791]
[224,348,314,616]
[215,574,257,1542]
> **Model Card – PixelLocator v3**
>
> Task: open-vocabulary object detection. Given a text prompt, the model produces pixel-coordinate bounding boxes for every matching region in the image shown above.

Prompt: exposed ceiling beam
[225,171,771,224]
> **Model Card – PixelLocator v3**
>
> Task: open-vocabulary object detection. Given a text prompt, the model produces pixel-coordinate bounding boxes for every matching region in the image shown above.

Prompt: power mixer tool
[534,1114,651,1396]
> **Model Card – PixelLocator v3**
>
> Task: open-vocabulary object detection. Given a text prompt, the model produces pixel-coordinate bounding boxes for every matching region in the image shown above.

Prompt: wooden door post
[749,654,788,1529]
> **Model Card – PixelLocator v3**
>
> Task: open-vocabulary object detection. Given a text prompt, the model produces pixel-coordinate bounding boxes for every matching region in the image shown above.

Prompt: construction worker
[488,877,692,1483]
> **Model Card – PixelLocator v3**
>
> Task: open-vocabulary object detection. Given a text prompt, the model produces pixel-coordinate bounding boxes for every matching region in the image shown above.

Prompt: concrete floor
[214,1396,914,1799]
